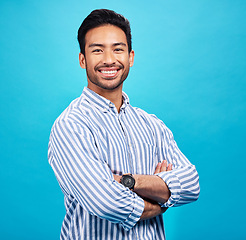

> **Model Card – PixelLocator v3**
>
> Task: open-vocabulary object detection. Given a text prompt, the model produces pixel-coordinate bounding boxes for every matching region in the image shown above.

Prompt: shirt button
[109,103,113,107]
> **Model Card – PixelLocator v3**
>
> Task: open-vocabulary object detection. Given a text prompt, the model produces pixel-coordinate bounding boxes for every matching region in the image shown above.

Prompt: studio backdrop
[0,0,245,239]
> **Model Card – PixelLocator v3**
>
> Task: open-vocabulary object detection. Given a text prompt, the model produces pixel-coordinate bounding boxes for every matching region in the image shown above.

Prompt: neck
[87,84,123,113]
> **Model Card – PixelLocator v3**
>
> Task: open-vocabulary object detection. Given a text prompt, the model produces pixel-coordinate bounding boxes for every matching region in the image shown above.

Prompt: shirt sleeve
[48,118,144,231]
[152,116,200,208]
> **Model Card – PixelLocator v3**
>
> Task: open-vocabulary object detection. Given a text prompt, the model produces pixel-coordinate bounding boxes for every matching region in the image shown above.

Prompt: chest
[91,110,159,175]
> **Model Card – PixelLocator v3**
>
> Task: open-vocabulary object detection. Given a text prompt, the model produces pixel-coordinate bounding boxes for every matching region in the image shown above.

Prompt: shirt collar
[81,87,129,113]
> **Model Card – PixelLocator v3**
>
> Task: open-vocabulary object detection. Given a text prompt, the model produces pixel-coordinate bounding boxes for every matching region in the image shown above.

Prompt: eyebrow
[113,42,127,47]
[88,42,127,48]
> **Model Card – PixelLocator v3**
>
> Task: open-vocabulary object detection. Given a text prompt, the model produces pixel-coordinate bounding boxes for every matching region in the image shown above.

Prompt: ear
[129,50,135,67]
[79,53,86,69]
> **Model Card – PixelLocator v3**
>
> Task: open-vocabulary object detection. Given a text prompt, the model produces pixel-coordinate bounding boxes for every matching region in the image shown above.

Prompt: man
[48,9,200,240]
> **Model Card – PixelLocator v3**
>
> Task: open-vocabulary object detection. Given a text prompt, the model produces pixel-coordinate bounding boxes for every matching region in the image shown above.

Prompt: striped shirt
[48,87,200,240]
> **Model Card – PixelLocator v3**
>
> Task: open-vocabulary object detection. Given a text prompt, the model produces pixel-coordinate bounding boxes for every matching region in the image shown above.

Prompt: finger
[167,163,172,171]
[154,162,161,174]
[160,160,167,172]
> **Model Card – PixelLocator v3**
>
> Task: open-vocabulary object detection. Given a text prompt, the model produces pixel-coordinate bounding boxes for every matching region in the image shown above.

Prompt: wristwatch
[120,174,135,190]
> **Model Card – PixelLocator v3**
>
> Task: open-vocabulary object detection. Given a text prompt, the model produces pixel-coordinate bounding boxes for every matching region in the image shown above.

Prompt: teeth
[101,70,117,74]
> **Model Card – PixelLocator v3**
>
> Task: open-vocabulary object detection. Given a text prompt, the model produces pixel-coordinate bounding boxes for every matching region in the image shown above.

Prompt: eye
[114,48,124,53]
[92,49,103,53]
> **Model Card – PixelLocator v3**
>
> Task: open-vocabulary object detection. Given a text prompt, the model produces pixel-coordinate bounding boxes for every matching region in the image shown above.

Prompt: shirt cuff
[155,171,181,207]
[120,194,145,231]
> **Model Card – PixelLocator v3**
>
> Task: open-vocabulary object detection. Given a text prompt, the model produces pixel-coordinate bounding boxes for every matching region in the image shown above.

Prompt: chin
[100,83,123,91]
[94,78,125,91]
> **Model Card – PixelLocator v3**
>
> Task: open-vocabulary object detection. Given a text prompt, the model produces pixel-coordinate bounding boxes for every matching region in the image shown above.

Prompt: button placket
[118,114,134,173]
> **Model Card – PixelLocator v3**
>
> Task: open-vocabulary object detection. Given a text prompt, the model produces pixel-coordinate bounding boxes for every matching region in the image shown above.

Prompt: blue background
[0,0,245,239]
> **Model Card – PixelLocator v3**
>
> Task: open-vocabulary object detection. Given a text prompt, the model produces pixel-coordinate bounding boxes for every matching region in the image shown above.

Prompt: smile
[98,67,121,79]
[101,70,117,75]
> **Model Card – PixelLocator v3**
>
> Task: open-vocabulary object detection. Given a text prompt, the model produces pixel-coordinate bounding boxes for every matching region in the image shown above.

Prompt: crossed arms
[49,118,200,230]
[113,160,172,220]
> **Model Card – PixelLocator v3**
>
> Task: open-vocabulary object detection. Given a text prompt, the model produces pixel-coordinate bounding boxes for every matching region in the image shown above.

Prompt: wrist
[113,174,121,183]
[132,174,141,191]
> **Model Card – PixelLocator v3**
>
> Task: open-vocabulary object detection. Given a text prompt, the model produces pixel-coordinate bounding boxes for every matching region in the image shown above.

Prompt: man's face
[79,24,134,92]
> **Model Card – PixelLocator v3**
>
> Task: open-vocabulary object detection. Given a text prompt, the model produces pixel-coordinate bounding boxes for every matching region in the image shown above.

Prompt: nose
[103,50,116,65]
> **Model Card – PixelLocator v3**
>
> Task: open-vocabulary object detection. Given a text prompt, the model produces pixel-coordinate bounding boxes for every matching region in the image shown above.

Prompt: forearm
[134,174,170,204]
[113,174,167,220]
[140,199,168,220]
[113,161,171,204]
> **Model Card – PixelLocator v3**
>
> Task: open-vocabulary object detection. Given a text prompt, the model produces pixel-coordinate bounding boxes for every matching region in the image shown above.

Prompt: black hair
[77,9,132,55]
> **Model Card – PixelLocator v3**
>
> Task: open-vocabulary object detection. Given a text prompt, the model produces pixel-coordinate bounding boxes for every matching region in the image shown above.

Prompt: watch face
[123,176,133,186]
[121,175,135,189]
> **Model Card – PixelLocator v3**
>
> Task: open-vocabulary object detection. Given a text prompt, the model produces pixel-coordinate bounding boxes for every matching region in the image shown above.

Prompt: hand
[154,160,172,174]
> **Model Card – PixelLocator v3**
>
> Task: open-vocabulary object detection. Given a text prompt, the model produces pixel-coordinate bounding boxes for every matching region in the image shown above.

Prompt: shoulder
[50,95,93,139]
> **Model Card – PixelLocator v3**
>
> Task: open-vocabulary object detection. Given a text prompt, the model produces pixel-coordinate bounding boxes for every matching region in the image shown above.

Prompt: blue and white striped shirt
[48,87,200,240]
